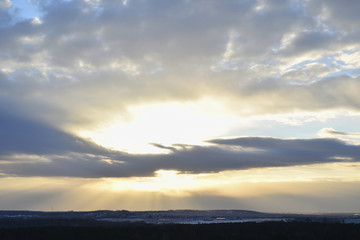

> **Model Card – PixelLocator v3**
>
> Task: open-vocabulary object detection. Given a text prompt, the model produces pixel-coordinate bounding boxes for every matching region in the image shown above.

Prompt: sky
[0,0,360,213]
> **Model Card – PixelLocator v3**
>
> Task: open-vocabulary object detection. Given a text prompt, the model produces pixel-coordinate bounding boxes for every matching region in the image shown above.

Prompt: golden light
[91,162,360,196]
[78,99,239,154]
[97,170,210,195]
[2,163,360,211]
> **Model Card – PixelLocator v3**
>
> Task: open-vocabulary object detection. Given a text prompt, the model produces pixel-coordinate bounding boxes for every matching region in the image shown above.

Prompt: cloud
[279,62,332,83]
[318,128,360,146]
[319,128,360,137]
[1,116,360,177]
[0,0,11,10]
[306,0,360,31]
[0,0,359,132]
[0,114,110,156]
[226,75,360,116]
[279,31,336,57]
[1,0,360,179]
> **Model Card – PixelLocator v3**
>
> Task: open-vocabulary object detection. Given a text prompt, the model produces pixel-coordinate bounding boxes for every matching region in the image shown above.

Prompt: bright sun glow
[77,101,360,154]
[108,170,202,194]
[78,99,239,154]
[92,162,360,196]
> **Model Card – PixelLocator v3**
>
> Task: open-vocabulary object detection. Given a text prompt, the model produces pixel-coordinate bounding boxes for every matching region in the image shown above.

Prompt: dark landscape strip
[1,222,360,240]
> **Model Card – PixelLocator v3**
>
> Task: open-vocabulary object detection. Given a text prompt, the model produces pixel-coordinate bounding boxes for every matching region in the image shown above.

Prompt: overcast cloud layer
[1,0,360,178]
[1,0,360,125]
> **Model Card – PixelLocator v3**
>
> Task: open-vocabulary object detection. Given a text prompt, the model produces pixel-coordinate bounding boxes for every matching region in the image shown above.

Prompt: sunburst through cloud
[0,0,360,213]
